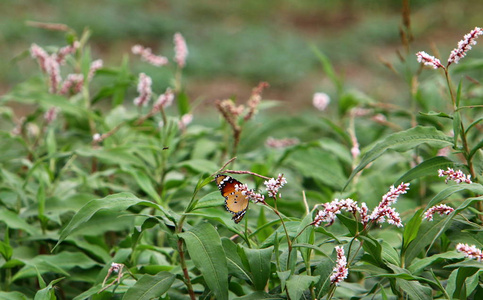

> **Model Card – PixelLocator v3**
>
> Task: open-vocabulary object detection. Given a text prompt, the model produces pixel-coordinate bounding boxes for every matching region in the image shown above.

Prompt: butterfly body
[216,174,249,223]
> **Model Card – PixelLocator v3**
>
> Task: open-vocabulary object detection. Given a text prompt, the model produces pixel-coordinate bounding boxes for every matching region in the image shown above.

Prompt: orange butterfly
[216,174,249,223]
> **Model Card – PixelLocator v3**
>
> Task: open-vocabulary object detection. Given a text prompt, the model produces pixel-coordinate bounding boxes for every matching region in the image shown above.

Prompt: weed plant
[0,15,482,300]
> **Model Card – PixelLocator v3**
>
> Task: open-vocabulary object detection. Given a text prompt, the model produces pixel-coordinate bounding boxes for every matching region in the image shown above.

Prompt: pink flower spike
[153,88,174,111]
[60,73,84,95]
[423,204,454,221]
[178,114,193,130]
[264,174,287,198]
[44,107,59,124]
[56,41,80,65]
[45,56,61,94]
[133,73,152,107]
[369,183,409,227]
[235,183,265,203]
[88,59,103,81]
[456,243,483,261]
[312,198,360,227]
[312,92,330,111]
[438,167,472,184]
[30,44,49,73]
[330,246,349,285]
[416,51,443,69]
[174,32,188,68]
[448,27,483,66]
[132,44,168,67]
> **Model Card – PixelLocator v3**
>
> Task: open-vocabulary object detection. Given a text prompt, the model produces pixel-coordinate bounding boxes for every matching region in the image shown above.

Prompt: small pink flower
[438,168,472,184]
[153,88,174,111]
[132,44,168,67]
[93,133,102,143]
[133,73,152,107]
[264,174,287,198]
[330,246,348,285]
[312,198,360,227]
[178,114,193,130]
[423,204,454,221]
[174,32,188,68]
[44,107,59,124]
[369,183,409,227]
[30,44,49,73]
[448,27,483,66]
[235,183,265,203]
[88,59,103,81]
[416,51,444,69]
[312,92,330,111]
[456,243,483,261]
[46,57,61,94]
[56,41,80,65]
[60,73,84,95]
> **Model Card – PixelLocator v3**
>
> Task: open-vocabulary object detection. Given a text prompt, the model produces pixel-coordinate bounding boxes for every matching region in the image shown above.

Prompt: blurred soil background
[1,0,483,115]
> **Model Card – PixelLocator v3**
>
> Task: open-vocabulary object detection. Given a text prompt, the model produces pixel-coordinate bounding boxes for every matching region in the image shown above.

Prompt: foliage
[0,14,483,300]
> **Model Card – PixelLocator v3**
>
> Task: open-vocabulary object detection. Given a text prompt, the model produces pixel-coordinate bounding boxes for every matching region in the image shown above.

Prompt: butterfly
[216,174,249,223]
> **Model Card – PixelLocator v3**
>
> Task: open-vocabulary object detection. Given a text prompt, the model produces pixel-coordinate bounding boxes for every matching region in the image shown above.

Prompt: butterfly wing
[216,174,249,223]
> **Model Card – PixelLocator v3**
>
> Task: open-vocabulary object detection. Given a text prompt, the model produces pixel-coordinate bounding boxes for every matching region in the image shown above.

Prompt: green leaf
[287,147,347,189]
[234,291,285,299]
[34,277,64,300]
[179,223,228,300]
[345,126,453,189]
[55,192,169,249]
[177,90,191,116]
[314,257,334,299]
[124,168,162,203]
[469,139,483,161]
[446,267,478,299]
[13,252,99,281]
[408,251,464,274]
[453,110,461,147]
[0,210,40,236]
[221,238,251,282]
[0,291,28,300]
[175,159,219,174]
[426,183,483,209]
[419,111,452,119]
[240,246,274,291]
[402,209,424,251]
[311,46,342,93]
[75,147,145,167]
[394,156,460,185]
[395,278,432,300]
[286,275,319,300]
[122,271,175,300]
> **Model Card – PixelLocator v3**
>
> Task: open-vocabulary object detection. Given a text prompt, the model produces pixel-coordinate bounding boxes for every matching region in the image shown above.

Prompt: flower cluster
[244,82,269,121]
[313,183,409,228]
[153,88,174,112]
[416,51,443,69]
[174,32,188,68]
[235,183,265,203]
[369,183,409,227]
[312,92,330,111]
[448,27,483,65]
[133,73,153,107]
[131,45,168,67]
[264,174,287,198]
[178,114,193,131]
[44,107,59,124]
[438,168,472,184]
[330,246,349,285]
[456,243,483,261]
[30,42,101,95]
[313,198,360,227]
[265,137,299,149]
[423,204,454,221]
[132,32,188,68]
[416,27,483,69]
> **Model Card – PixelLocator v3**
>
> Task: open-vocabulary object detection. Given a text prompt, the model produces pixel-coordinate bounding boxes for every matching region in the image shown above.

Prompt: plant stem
[175,215,196,300]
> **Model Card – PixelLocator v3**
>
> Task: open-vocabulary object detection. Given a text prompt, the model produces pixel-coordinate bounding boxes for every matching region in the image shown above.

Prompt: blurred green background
[1,0,482,112]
